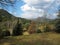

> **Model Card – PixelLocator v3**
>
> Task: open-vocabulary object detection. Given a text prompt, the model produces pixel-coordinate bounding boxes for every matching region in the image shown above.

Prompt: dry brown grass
[0,32,60,45]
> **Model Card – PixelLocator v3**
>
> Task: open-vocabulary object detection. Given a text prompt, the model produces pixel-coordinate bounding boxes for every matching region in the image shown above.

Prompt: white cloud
[22,0,55,9]
[21,4,36,11]
[0,7,2,9]
[47,12,58,19]
[23,0,53,4]
[23,0,40,5]
[44,0,52,2]
[21,4,45,19]
[21,0,60,19]
[20,9,44,19]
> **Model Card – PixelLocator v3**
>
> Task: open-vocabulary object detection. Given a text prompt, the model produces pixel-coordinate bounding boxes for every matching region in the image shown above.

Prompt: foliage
[0,9,16,22]
[55,20,60,33]
[12,18,23,36]
[0,30,10,39]
[28,21,37,34]
[55,10,60,33]
[36,29,42,33]
[1,30,10,36]
[44,26,50,32]
[0,9,30,35]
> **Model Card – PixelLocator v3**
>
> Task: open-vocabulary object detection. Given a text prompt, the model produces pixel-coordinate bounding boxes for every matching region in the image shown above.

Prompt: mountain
[31,17,53,23]
[0,9,17,22]
[0,9,19,33]
[0,9,30,34]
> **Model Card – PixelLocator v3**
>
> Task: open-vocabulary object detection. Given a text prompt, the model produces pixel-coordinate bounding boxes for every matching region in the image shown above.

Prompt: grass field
[0,32,60,45]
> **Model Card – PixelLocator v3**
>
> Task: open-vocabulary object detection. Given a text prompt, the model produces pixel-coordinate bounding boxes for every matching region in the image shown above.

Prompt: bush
[1,30,10,36]
[55,20,60,33]
[36,29,42,33]
[55,10,60,33]
[44,26,50,32]
[0,30,10,39]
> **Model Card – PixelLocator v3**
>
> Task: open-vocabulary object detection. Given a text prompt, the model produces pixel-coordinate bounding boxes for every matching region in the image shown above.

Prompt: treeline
[0,18,23,38]
[0,9,60,39]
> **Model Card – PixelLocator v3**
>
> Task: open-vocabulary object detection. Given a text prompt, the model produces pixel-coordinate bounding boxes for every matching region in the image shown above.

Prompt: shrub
[55,20,60,33]
[36,29,42,33]
[0,30,10,39]
[44,26,50,32]
[1,30,10,36]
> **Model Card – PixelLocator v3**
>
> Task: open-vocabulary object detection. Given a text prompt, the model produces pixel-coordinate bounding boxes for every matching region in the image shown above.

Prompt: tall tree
[55,10,60,33]
[28,21,37,34]
[12,18,23,36]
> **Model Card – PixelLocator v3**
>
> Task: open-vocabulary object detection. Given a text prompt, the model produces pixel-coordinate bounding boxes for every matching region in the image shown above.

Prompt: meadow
[0,32,60,45]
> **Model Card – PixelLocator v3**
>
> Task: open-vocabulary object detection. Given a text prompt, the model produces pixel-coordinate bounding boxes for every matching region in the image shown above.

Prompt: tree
[0,15,2,22]
[0,30,10,39]
[0,27,2,38]
[36,29,42,33]
[55,10,60,33]
[44,25,50,32]
[12,18,23,36]
[1,30,10,36]
[28,21,37,34]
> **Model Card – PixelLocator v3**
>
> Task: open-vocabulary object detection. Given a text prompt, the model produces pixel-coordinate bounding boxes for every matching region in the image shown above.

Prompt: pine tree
[12,18,23,36]
[55,10,60,33]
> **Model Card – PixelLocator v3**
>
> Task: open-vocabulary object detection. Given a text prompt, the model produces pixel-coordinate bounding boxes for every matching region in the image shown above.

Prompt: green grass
[0,33,60,45]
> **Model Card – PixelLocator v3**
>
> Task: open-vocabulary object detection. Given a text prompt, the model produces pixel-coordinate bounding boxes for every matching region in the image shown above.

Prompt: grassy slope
[0,33,60,45]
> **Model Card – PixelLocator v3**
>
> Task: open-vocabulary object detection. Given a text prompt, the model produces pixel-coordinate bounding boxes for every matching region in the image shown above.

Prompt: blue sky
[1,0,60,19]
[7,0,25,17]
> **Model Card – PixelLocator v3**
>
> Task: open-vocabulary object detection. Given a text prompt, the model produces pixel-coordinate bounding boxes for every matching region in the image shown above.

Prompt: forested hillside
[0,9,31,35]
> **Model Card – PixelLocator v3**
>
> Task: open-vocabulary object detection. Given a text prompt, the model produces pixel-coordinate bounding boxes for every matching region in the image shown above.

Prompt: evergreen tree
[0,30,10,39]
[55,10,60,33]
[12,18,23,36]
[1,30,10,37]
[0,16,2,22]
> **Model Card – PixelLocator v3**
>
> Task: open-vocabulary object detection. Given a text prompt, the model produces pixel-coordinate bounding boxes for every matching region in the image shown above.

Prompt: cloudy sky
[7,0,60,19]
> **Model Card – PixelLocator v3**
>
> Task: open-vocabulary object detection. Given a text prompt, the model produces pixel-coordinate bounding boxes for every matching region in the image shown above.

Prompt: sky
[2,0,60,19]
